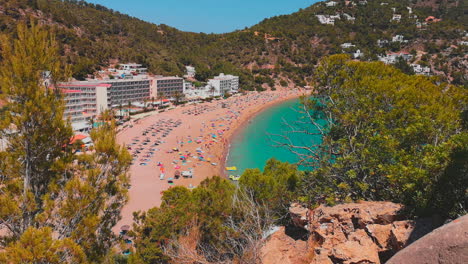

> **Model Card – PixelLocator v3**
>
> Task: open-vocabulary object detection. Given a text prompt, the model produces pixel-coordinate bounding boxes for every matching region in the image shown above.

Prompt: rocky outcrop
[387,214,468,264]
[262,201,435,264]
[260,226,310,264]
[289,203,310,229]
[307,201,420,264]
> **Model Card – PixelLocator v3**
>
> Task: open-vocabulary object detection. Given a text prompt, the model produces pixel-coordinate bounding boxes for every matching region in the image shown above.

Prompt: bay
[225,98,322,175]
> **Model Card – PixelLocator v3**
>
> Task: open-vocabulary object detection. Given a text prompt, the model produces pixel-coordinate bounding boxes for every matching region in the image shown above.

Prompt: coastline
[218,91,302,177]
[114,89,303,231]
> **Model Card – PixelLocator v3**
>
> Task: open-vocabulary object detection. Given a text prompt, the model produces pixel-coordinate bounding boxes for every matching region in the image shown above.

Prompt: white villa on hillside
[341,43,356,49]
[342,13,356,22]
[316,14,341,25]
[392,35,408,43]
[379,52,413,64]
[391,14,402,22]
[184,66,196,78]
[410,64,431,76]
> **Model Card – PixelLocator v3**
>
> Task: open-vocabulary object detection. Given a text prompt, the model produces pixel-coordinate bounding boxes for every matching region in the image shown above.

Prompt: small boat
[226,166,237,171]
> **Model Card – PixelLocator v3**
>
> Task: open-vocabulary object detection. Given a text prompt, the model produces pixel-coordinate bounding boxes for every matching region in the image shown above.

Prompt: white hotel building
[208,73,239,96]
[59,75,151,131]
[152,76,184,98]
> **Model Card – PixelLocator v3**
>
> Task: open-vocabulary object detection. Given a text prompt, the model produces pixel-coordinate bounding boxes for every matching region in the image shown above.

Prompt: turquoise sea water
[225,99,322,175]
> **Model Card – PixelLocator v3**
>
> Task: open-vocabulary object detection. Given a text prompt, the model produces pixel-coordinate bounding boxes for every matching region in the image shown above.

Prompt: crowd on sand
[114,89,302,231]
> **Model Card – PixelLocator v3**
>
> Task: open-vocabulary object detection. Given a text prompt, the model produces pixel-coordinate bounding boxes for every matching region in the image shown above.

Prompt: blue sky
[85,0,320,33]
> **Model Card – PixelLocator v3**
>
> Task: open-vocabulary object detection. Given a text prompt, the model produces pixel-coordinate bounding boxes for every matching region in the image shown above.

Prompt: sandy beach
[114,89,301,230]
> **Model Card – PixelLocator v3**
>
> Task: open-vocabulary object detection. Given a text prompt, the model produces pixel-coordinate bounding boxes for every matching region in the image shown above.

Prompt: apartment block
[208,73,239,96]
[59,75,151,130]
[153,76,184,98]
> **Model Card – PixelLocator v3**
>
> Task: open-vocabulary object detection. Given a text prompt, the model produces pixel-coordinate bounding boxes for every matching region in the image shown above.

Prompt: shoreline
[218,93,302,177]
[113,89,304,231]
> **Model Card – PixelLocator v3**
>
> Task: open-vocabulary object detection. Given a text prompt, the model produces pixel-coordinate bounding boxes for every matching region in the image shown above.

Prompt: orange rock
[389,220,416,250]
[298,201,413,263]
[261,202,436,264]
[387,214,468,264]
[289,203,310,229]
[366,224,392,249]
[260,226,311,264]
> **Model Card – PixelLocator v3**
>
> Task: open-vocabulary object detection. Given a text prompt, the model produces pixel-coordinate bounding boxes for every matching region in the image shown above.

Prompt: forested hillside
[0,0,466,89]
[0,1,467,263]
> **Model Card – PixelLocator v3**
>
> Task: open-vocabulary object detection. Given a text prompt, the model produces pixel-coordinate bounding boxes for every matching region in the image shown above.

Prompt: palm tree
[151,96,155,109]
[127,101,131,117]
[118,103,123,119]
[88,116,95,132]
[173,91,183,105]
[143,98,148,111]
[209,85,216,98]
[157,92,165,108]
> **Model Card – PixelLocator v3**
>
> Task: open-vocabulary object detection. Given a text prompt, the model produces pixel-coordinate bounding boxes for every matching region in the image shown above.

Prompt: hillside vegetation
[0,1,467,262]
[0,0,466,88]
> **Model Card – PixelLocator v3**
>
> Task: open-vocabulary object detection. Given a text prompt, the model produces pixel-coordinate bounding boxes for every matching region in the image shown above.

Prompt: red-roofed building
[59,83,111,131]
[70,134,88,144]
[425,16,441,23]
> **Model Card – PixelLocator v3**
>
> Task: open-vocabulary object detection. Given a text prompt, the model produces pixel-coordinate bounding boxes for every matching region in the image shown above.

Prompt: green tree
[280,79,288,87]
[240,159,302,223]
[0,227,86,264]
[127,100,132,116]
[0,21,73,238]
[298,55,467,216]
[118,103,124,119]
[394,57,415,75]
[132,177,274,263]
[172,91,184,105]
[209,85,216,98]
[157,92,165,108]
[143,98,148,111]
[0,22,131,262]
